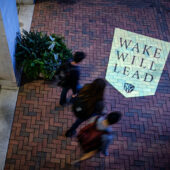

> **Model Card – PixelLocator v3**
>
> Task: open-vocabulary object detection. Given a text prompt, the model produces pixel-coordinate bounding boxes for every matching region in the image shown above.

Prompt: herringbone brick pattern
[5,0,170,169]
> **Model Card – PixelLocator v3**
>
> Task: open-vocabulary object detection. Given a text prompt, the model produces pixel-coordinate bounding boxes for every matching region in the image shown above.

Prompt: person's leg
[65,118,84,137]
[71,150,98,164]
[79,150,98,161]
[101,135,113,156]
[69,118,84,131]
[65,113,98,137]
[60,87,69,105]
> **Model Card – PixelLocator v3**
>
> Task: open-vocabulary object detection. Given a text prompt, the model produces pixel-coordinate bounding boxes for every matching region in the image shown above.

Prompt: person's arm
[71,69,80,95]
[94,100,104,114]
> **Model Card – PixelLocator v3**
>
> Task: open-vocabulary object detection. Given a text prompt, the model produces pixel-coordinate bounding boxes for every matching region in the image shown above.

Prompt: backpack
[56,62,72,87]
[72,96,89,119]
[77,117,108,153]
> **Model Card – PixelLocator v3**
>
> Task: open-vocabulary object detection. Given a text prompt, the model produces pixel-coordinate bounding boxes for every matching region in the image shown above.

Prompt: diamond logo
[124,83,135,93]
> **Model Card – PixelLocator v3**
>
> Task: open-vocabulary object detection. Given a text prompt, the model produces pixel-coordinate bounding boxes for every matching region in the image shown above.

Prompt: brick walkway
[5,0,170,169]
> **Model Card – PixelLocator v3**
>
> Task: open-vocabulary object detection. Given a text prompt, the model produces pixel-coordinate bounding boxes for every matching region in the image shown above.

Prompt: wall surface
[0,1,20,169]
[0,15,15,81]
[0,89,18,170]
[16,0,34,4]
[0,0,20,87]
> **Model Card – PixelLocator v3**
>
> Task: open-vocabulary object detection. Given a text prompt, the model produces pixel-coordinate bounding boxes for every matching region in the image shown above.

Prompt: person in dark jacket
[72,111,122,164]
[65,78,106,137]
[59,51,86,106]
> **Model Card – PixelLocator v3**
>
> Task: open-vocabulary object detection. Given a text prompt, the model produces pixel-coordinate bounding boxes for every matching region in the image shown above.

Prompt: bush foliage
[16,30,73,80]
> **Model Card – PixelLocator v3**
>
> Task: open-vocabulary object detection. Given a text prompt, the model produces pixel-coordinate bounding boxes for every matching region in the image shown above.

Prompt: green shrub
[16,30,73,80]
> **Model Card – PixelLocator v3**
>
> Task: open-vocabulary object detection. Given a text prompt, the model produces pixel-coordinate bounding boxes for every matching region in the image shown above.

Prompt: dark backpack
[77,117,108,153]
[72,95,104,119]
[72,96,89,119]
[56,62,72,87]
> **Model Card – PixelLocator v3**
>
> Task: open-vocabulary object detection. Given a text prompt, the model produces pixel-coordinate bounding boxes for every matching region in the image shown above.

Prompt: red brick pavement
[5,0,170,169]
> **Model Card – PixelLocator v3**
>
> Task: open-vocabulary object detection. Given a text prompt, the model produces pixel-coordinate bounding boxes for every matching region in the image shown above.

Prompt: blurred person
[65,78,106,137]
[72,111,122,164]
[58,51,86,106]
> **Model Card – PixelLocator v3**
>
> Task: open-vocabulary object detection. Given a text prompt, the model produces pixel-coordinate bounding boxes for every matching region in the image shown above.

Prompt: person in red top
[72,111,122,164]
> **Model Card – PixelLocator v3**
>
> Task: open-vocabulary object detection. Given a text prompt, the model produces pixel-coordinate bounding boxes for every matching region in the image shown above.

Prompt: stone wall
[0,0,20,88]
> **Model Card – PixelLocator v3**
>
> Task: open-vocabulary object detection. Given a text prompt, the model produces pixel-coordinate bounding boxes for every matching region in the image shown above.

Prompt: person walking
[59,51,86,106]
[72,111,122,164]
[65,78,106,137]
